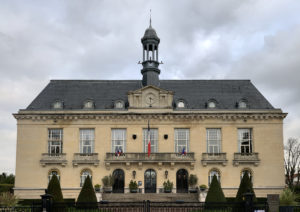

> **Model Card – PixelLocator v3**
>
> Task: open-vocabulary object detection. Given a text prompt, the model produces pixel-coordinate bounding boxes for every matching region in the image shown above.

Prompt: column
[146,44,149,60]
[156,46,158,62]
[152,44,154,61]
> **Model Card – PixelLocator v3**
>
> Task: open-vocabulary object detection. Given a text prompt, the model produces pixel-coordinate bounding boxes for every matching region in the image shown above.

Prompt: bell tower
[140,17,161,87]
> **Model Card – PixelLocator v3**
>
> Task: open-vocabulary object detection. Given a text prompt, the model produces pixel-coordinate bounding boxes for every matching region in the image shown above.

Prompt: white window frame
[208,101,216,108]
[84,100,94,109]
[48,170,60,182]
[111,129,126,153]
[143,129,158,153]
[238,129,253,154]
[207,129,221,154]
[80,170,92,187]
[48,129,63,155]
[208,170,220,186]
[241,169,253,182]
[53,101,63,109]
[80,129,95,154]
[177,101,185,108]
[174,129,189,153]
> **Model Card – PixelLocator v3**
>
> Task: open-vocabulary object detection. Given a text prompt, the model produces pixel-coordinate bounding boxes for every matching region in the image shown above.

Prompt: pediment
[128,85,174,109]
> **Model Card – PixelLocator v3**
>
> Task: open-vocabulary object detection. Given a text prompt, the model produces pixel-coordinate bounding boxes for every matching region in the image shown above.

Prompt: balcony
[201,153,228,166]
[105,152,195,170]
[72,153,100,166]
[233,152,260,166]
[40,153,67,167]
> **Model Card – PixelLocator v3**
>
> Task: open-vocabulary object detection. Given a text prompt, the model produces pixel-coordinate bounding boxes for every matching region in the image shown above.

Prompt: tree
[235,171,256,202]
[47,175,64,203]
[77,176,97,208]
[284,138,300,189]
[205,175,226,203]
[0,173,15,184]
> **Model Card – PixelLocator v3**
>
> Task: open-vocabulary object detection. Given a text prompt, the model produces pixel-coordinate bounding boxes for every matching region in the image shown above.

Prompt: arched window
[53,101,63,109]
[238,101,247,109]
[80,170,92,187]
[208,169,220,185]
[48,170,60,182]
[241,169,253,182]
[177,101,185,108]
[207,100,216,109]
[83,100,94,109]
[115,101,124,109]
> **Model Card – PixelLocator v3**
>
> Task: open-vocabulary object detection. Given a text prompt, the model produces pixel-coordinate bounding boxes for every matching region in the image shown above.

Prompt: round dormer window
[238,101,247,109]
[177,101,185,108]
[84,100,94,109]
[53,101,63,109]
[115,101,124,109]
[208,101,216,109]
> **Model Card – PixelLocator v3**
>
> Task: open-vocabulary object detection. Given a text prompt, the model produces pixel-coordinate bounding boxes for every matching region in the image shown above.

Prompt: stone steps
[102,193,199,202]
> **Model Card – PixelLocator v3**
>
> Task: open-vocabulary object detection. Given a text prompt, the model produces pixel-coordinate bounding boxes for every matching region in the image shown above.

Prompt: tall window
[175,129,189,153]
[241,169,253,182]
[112,129,126,153]
[207,129,221,154]
[48,129,63,154]
[48,170,60,182]
[80,170,92,187]
[143,129,158,153]
[238,129,252,153]
[80,129,94,154]
[208,169,220,185]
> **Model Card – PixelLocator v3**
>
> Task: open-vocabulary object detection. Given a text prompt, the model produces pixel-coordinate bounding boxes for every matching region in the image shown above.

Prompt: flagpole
[147,120,151,157]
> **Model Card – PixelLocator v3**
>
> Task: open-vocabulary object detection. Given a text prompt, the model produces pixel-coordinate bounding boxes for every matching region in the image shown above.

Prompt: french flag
[115,148,122,156]
[147,120,151,157]
[181,147,187,155]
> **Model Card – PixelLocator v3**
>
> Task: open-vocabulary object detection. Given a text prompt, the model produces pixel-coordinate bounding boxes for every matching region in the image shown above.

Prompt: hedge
[0,184,13,193]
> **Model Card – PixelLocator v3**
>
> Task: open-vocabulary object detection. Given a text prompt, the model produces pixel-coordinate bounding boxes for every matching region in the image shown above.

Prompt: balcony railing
[201,153,228,166]
[40,153,67,167]
[72,153,100,166]
[233,152,260,166]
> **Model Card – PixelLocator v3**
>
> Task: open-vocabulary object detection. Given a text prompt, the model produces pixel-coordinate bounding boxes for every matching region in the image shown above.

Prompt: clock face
[146,93,156,105]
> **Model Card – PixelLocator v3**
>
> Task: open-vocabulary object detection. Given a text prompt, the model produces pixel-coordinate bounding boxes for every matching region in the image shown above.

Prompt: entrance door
[113,169,124,193]
[176,169,188,193]
[145,169,156,193]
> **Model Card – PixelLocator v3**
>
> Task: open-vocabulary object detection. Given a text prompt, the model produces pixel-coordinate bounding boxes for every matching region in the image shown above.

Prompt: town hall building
[14,21,287,199]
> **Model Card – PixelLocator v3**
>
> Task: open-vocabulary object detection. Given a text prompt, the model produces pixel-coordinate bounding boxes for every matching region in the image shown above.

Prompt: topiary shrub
[77,176,97,208]
[163,180,173,193]
[235,171,257,202]
[47,175,64,203]
[205,175,226,203]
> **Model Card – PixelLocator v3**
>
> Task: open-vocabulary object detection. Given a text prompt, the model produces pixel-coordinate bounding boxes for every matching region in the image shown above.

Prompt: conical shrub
[47,174,64,203]
[205,175,226,203]
[76,176,97,208]
[235,171,257,202]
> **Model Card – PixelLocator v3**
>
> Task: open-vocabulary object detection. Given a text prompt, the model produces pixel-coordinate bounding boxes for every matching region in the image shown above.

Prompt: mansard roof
[25,79,274,110]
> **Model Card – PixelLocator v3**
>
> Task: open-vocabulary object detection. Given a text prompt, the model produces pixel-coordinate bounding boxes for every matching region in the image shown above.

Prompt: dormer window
[52,101,63,109]
[177,101,185,108]
[207,100,217,109]
[115,101,124,109]
[238,100,247,109]
[83,100,94,109]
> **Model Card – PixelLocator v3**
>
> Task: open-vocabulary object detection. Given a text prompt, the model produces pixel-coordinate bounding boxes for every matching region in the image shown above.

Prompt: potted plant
[102,175,114,193]
[199,184,207,192]
[163,180,173,193]
[94,184,101,192]
[189,174,198,193]
[129,180,138,193]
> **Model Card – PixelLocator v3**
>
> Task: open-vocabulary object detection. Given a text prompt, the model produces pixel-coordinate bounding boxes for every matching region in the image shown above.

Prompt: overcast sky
[1,0,300,174]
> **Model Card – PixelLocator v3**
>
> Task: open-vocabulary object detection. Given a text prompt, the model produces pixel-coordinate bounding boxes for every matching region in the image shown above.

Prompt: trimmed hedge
[205,175,226,203]
[0,184,13,193]
[47,175,64,203]
[18,199,75,206]
[235,171,257,202]
[77,176,97,208]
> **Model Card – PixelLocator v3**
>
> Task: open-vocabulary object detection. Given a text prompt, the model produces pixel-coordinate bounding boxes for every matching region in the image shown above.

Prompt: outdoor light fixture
[132,170,136,179]
[165,170,168,179]
[132,134,137,140]
[164,134,168,140]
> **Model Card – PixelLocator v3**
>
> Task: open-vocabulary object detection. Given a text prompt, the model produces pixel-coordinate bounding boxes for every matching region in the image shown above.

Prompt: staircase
[102,193,199,202]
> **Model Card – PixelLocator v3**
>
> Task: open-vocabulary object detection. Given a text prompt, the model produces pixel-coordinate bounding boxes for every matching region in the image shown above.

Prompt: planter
[189,188,198,193]
[103,186,112,193]
[199,188,206,192]
[130,189,138,193]
[164,189,172,193]
[94,188,100,192]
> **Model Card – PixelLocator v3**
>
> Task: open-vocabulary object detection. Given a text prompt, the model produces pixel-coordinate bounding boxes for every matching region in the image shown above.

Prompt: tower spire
[150,9,152,27]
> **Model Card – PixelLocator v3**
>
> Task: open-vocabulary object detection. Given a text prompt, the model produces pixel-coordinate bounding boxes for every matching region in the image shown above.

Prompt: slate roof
[25,80,274,110]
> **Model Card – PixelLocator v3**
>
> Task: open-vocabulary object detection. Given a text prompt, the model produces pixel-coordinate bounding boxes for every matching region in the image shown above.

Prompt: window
[177,101,185,108]
[115,101,124,109]
[48,129,63,154]
[238,101,247,109]
[112,129,126,153]
[80,129,95,154]
[208,101,216,108]
[208,169,220,185]
[53,101,63,109]
[175,129,189,153]
[80,170,92,187]
[83,100,94,109]
[241,169,253,182]
[48,170,60,182]
[207,129,221,154]
[143,129,158,153]
[238,129,252,154]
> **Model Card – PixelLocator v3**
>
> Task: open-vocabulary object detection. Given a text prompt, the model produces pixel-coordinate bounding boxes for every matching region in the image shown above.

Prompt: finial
[150,9,152,27]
